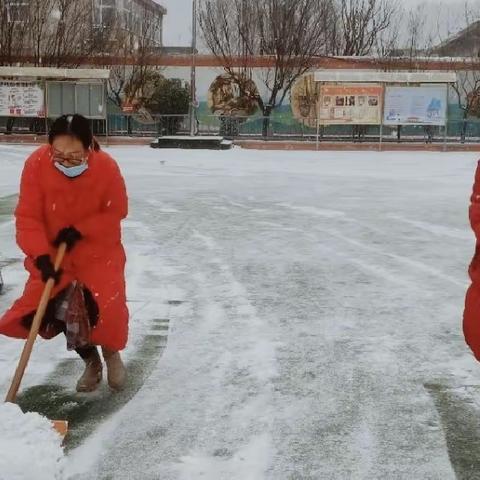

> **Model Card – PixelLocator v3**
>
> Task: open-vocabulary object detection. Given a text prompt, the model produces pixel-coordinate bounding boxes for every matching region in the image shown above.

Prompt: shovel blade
[52,420,68,438]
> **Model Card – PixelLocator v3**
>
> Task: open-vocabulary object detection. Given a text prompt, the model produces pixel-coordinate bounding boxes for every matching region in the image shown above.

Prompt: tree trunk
[461,111,468,144]
[6,117,15,135]
[262,105,273,138]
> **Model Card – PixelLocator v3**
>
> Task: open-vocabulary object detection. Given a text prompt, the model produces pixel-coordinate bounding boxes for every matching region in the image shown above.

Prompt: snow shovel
[5,243,69,438]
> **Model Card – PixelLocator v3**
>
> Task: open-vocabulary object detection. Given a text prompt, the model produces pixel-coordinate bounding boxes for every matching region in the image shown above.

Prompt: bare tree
[28,0,56,66]
[335,0,397,56]
[200,0,336,137]
[0,0,29,65]
[370,4,406,75]
[107,5,163,111]
[42,0,105,67]
[0,0,119,67]
[402,4,438,70]
[464,0,480,24]
[106,5,163,136]
[406,6,427,61]
[452,69,480,121]
[432,1,480,141]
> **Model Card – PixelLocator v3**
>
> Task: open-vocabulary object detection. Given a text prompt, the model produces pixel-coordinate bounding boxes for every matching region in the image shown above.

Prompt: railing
[0,117,107,136]
[106,114,480,144]
[2,113,480,145]
[106,114,191,137]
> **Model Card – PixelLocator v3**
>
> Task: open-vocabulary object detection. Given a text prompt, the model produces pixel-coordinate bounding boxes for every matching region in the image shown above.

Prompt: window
[5,0,30,24]
[119,0,133,31]
[76,84,105,118]
[132,10,141,35]
[92,0,116,28]
[47,82,105,119]
[47,83,75,118]
[143,14,162,46]
[155,16,163,45]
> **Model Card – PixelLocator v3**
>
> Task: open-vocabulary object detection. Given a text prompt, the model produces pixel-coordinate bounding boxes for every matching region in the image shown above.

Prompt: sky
[157,0,470,48]
[159,0,193,46]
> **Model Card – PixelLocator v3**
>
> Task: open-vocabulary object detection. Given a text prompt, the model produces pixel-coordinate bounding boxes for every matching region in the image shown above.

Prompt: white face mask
[54,161,89,178]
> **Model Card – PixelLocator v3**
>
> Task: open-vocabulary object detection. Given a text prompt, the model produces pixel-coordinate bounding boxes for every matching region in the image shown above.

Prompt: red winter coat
[0,145,129,351]
[464,161,480,361]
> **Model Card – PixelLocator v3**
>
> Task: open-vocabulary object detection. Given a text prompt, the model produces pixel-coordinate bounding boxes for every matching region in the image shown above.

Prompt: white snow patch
[144,198,179,213]
[388,214,472,241]
[278,203,345,218]
[178,434,273,480]
[0,403,65,480]
[193,230,217,250]
[65,413,121,479]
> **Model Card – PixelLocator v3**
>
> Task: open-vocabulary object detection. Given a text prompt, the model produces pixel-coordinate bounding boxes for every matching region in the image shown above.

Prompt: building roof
[137,0,167,15]
[0,66,110,80]
[314,71,457,84]
[432,20,480,57]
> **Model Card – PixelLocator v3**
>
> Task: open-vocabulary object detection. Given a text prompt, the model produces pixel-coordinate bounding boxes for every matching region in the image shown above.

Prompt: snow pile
[0,403,65,480]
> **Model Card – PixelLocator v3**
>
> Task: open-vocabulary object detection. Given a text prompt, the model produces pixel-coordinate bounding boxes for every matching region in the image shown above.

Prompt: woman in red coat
[465,162,480,361]
[0,114,129,392]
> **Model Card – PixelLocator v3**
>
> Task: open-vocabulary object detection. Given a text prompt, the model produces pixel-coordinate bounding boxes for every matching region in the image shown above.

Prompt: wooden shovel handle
[5,243,67,403]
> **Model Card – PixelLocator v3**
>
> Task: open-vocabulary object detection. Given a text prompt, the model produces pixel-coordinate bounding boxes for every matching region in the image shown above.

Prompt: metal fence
[0,116,107,135]
[105,114,480,145]
[2,113,480,145]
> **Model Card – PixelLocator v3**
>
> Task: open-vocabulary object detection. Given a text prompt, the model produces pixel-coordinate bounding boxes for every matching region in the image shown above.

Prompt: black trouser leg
[76,345,99,361]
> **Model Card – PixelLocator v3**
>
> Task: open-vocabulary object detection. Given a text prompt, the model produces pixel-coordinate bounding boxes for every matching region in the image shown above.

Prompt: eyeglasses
[51,148,87,167]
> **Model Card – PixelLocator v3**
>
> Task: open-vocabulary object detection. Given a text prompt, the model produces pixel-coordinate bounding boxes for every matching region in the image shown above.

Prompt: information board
[383,86,448,126]
[318,84,383,125]
[0,82,45,117]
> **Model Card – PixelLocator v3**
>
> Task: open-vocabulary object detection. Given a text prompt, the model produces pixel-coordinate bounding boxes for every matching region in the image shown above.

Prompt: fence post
[379,82,385,152]
[44,80,49,136]
[105,114,109,147]
[379,122,383,152]
[104,81,109,147]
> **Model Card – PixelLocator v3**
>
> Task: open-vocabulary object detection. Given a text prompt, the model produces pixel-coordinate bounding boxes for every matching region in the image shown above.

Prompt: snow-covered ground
[0,403,65,479]
[1,145,480,479]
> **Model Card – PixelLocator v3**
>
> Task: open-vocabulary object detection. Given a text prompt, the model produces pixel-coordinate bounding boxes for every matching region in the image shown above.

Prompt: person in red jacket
[0,114,129,393]
[465,162,480,361]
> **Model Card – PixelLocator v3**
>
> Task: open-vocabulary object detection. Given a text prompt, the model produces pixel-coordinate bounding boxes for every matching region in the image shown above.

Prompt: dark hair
[48,114,100,151]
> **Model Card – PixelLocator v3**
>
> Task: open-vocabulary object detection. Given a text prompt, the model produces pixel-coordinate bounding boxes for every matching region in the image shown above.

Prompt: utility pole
[189,0,198,136]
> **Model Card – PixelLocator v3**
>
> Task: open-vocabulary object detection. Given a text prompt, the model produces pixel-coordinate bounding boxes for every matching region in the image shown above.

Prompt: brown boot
[76,348,103,393]
[102,348,126,391]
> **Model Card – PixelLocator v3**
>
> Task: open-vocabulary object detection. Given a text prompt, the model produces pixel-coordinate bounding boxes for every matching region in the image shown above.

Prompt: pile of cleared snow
[0,403,65,480]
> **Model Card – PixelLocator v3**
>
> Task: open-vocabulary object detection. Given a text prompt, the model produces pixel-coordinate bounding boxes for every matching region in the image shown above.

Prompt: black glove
[35,255,62,284]
[54,226,82,252]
